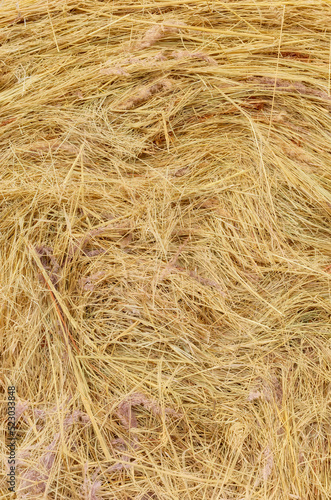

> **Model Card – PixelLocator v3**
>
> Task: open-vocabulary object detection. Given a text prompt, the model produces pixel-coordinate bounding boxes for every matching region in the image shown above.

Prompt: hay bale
[1,1,330,498]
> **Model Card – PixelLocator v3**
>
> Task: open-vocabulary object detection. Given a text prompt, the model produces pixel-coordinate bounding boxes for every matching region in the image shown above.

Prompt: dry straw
[1,0,331,499]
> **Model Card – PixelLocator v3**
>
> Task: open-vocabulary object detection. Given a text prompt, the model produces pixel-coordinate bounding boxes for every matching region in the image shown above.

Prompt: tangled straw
[1,1,331,499]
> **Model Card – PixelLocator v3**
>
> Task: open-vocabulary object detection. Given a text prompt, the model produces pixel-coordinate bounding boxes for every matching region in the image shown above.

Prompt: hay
[1,1,331,498]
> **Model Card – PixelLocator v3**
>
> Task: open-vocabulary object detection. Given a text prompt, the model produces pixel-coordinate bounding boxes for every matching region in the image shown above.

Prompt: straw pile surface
[1,1,331,499]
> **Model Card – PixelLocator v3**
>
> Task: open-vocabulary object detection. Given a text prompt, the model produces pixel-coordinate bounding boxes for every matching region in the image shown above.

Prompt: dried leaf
[117,80,173,110]
[133,21,187,50]
[116,392,181,430]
